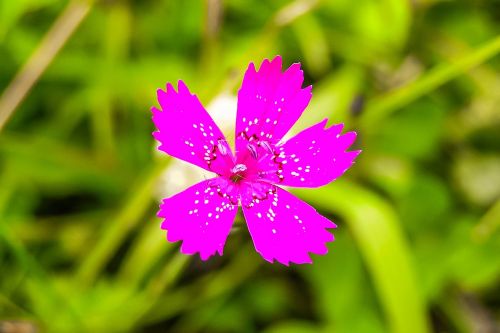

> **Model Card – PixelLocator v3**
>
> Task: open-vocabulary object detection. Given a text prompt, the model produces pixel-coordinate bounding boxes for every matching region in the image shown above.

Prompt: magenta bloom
[152,56,359,265]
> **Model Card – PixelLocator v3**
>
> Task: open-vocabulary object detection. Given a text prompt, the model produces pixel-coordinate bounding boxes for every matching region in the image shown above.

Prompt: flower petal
[159,179,238,260]
[152,80,233,174]
[242,186,335,265]
[235,56,312,154]
[275,119,360,188]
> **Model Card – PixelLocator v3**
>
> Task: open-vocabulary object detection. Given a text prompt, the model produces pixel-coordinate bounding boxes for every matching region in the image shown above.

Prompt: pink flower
[152,56,360,265]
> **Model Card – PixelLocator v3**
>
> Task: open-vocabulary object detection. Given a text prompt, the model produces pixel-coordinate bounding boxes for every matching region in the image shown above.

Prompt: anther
[247,143,258,159]
[217,140,228,155]
[259,140,273,154]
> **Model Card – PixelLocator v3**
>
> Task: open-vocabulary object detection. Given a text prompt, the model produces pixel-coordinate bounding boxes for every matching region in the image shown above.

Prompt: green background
[0,0,499,332]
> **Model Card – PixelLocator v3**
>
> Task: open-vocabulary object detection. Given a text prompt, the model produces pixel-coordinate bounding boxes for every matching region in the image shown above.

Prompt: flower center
[229,163,247,183]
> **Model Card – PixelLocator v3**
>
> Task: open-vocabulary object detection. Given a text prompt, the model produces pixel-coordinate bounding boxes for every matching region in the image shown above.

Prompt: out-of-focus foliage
[0,0,499,332]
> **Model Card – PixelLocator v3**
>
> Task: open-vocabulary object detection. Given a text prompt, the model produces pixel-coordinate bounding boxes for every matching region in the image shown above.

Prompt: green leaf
[294,181,430,333]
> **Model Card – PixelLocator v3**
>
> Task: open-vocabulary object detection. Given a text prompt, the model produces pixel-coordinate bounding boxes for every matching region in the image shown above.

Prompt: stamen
[247,143,258,159]
[230,163,247,183]
[259,140,273,154]
[231,164,247,173]
[218,139,228,155]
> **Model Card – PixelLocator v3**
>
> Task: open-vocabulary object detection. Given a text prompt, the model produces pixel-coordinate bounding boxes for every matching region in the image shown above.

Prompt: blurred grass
[295,181,428,333]
[1,0,499,332]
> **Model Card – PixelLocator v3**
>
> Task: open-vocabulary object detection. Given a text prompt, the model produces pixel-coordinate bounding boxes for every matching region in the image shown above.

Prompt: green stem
[361,35,500,127]
[75,158,170,285]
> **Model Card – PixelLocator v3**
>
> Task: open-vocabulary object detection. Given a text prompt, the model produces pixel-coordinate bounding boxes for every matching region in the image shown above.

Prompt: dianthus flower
[152,56,359,265]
